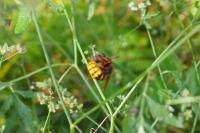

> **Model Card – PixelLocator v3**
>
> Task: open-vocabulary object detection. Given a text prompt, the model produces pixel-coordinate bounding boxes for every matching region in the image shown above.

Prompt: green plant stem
[151,72,199,129]
[86,116,108,132]
[113,75,145,117]
[117,23,191,101]
[74,23,200,130]
[191,114,198,133]
[60,1,112,113]
[196,61,200,68]
[149,25,200,71]
[94,115,110,132]
[92,80,113,114]
[42,111,51,133]
[58,65,74,83]
[73,81,134,125]
[0,125,5,133]
[70,2,78,65]
[75,62,195,129]
[60,1,115,132]
[113,24,200,117]
[109,117,114,133]
[32,10,74,131]
[69,14,116,133]
[150,119,158,128]
[92,80,114,132]
[60,1,113,114]
[179,22,200,86]
[9,63,69,84]
[74,105,100,125]
[149,24,200,128]
[58,1,200,132]
[75,66,119,132]
[146,27,168,90]
[167,96,200,105]
[187,40,200,84]
[74,66,101,105]
[139,73,150,125]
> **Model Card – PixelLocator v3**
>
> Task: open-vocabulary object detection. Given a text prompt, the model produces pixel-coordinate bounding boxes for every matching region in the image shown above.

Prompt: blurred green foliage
[0,0,200,133]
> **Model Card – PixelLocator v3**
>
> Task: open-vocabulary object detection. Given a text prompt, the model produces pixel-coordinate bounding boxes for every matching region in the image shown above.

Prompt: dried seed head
[0,43,26,62]
[33,79,82,113]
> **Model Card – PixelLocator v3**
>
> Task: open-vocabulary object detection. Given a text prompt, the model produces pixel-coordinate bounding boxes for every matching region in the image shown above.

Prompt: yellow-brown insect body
[87,54,112,81]
[87,60,103,79]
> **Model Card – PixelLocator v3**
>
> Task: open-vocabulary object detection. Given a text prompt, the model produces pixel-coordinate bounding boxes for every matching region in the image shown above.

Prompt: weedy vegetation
[0,0,200,133]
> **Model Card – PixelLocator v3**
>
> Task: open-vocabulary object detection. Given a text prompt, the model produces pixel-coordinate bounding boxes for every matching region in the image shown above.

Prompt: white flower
[128,1,135,8]
[128,1,138,11]
[30,85,35,90]
[138,3,146,9]
[168,106,175,112]
[130,6,138,11]
[128,0,151,12]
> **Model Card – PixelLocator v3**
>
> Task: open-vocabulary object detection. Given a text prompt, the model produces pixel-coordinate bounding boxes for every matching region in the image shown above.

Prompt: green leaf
[14,6,32,34]
[1,95,14,113]
[122,116,137,133]
[15,90,34,98]
[163,115,183,128]
[15,97,34,133]
[162,71,184,97]
[146,96,169,120]
[3,112,19,133]
[146,96,183,128]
